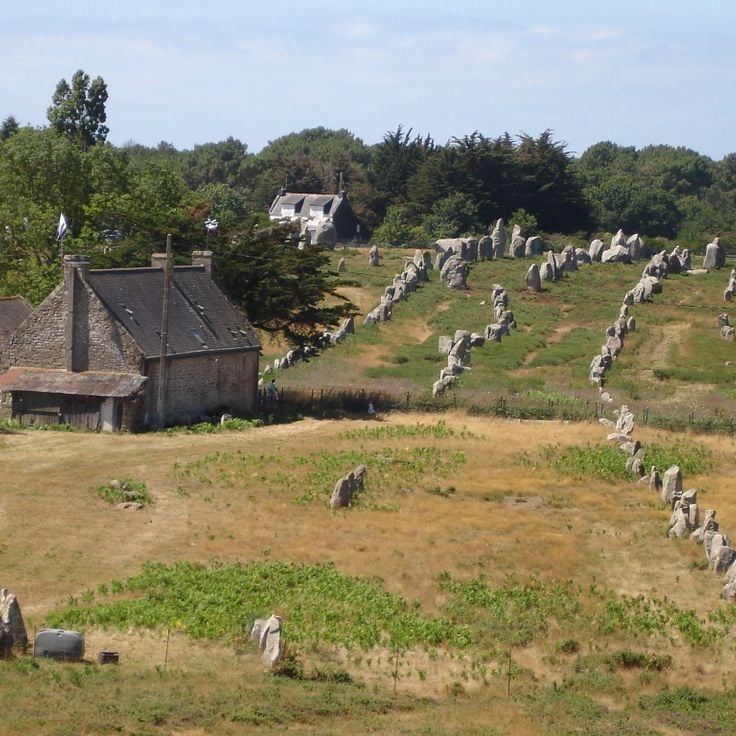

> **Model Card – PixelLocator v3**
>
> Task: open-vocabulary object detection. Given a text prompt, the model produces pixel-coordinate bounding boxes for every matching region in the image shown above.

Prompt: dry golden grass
[4,412,736,733]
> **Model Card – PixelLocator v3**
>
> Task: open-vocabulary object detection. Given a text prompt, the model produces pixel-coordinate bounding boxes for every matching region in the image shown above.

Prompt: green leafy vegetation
[95,478,153,506]
[47,560,471,650]
[537,441,712,482]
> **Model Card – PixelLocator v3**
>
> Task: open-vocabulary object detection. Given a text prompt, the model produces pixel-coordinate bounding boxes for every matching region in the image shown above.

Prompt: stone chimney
[192,250,214,277]
[63,255,90,372]
[151,252,168,269]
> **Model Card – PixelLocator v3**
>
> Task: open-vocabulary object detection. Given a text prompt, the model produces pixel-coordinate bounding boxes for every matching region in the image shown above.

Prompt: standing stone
[254,614,283,667]
[661,466,682,507]
[546,250,561,281]
[330,476,354,508]
[611,229,627,249]
[589,239,605,262]
[668,246,682,274]
[525,236,544,258]
[0,589,28,648]
[723,560,736,601]
[626,233,644,261]
[703,237,724,270]
[478,236,493,261]
[540,261,555,281]
[525,263,542,293]
[368,245,380,266]
[509,224,526,258]
[490,219,506,260]
[337,257,346,273]
[711,545,736,574]
[440,255,469,289]
[438,335,453,355]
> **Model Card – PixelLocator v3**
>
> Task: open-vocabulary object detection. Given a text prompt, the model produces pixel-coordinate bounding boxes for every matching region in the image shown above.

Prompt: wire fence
[258,386,736,436]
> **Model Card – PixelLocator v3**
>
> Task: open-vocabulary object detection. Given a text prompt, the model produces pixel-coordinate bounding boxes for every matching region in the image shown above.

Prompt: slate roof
[0,367,147,397]
[269,191,342,219]
[0,296,32,338]
[86,266,260,359]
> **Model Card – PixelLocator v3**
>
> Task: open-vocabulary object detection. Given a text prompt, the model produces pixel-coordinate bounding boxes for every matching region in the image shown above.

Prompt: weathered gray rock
[478,236,493,261]
[723,560,736,601]
[589,239,605,262]
[438,335,453,355]
[329,465,368,508]
[575,248,592,265]
[469,333,485,348]
[251,614,283,667]
[525,236,544,258]
[614,405,635,435]
[330,476,353,508]
[661,466,683,507]
[705,531,731,563]
[509,224,526,258]
[668,489,699,539]
[485,323,508,342]
[703,237,725,270]
[601,245,631,264]
[540,261,555,282]
[432,375,457,397]
[337,257,346,273]
[525,263,542,292]
[626,316,636,333]
[440,255,469,289]
[648,466,662,494]
[627,233,645,261]
[368,245,380,266]
[0,589,28,648]
[690,509,718,545]
[490,219,506,260]
[668,246,682,274]
[611,229,627,249]
[710,544,736,574]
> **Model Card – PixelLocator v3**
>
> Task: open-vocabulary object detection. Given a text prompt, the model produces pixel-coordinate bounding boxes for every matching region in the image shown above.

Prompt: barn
[0,252,260,431]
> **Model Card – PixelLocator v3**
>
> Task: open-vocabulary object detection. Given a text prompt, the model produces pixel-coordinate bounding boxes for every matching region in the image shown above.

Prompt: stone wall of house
[1,275,143,374]
[144,349,259,427]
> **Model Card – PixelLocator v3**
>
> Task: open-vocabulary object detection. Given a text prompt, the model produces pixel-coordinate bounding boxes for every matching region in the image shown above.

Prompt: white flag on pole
[56,213,69,241]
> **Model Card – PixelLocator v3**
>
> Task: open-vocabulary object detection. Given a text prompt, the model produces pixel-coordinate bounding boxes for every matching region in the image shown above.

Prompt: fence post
[405,392,410,410]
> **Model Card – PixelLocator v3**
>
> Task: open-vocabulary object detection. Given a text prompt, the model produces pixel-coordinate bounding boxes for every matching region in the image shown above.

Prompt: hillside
[4,247,736,735]
[264,245,736,426]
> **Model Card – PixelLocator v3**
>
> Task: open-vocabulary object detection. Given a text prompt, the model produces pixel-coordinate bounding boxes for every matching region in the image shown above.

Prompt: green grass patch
[46,560,471,651]
[538,441,712,482]
[95,478,153,506]
[174,445,466,505]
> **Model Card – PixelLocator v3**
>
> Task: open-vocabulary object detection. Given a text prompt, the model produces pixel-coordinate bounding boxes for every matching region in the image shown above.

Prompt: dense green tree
[47,69,109,149]
[179,137,254,190]
[1,115,19,140]
[212,217,356,345]
[368,126,434,219]
[515,131,592,232]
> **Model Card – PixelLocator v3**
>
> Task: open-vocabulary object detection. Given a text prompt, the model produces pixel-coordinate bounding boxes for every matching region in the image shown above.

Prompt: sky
[3,0,736,158]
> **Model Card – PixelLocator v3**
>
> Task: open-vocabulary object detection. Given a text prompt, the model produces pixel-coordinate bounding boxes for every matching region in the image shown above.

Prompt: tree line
[2,69,735,341]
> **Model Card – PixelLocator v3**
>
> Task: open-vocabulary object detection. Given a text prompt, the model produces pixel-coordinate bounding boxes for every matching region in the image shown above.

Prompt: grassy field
[261,246,736,425]
[4,246,736,734]
[3,411,736,734]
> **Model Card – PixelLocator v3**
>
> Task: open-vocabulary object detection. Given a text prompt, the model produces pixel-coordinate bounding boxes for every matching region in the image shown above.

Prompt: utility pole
[157,234,172,429]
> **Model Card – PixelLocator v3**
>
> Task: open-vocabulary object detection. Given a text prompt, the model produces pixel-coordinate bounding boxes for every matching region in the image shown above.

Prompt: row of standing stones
[601,406,736,602]
[433,285,515,397]
[588,246,736,604]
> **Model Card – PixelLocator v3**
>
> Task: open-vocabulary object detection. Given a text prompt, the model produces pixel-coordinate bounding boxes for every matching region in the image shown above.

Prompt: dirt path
[647,322,689,370]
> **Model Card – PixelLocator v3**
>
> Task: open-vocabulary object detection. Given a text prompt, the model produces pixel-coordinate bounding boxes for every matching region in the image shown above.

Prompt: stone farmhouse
[0,251,260,431]
[268,188,360,245]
